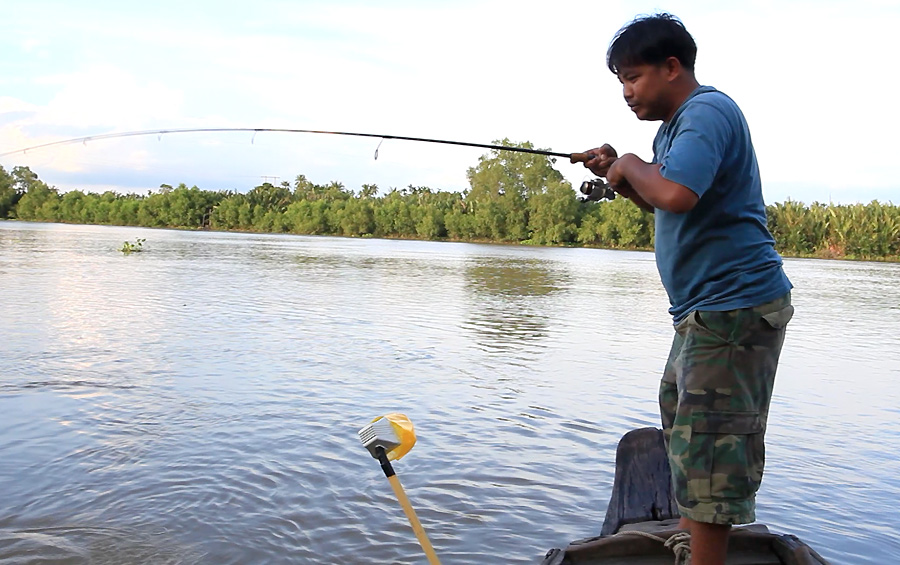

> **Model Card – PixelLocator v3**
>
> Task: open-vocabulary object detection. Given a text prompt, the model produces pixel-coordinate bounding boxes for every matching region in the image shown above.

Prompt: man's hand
[581,148,649,210]
[606,155,640,198]
[607,156,628,189]
[606,154,655,213]
[582,144,618,177]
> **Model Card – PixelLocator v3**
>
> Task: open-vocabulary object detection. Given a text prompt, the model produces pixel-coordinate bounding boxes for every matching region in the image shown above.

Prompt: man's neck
[664,77,702,122]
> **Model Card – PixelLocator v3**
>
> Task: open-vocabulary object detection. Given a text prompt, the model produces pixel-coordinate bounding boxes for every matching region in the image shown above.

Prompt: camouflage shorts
[659,292,793,526]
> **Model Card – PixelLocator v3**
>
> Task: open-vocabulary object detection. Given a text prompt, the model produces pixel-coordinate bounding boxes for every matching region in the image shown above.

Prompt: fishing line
[0,127,592,162]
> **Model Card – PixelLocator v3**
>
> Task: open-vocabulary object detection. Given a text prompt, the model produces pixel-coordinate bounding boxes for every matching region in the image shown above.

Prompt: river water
[1,222,898,564]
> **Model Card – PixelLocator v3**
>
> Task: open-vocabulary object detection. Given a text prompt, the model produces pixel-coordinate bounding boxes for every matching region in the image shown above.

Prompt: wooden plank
[600,427,679,536]
[564,551,781,565]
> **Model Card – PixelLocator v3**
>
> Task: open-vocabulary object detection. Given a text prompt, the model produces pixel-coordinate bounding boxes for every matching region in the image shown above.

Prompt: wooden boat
[540,428,831,564]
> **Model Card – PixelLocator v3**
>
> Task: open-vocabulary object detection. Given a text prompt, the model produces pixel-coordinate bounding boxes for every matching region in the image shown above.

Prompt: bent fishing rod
[0,127,594,163]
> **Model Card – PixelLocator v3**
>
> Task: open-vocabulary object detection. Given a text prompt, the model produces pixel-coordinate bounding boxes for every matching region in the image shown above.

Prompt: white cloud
[0,97,37,114]
[1,64,187,174]
[35,65,184,129]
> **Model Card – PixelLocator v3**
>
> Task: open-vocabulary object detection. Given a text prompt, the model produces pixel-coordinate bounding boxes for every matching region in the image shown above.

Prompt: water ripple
[1,224,898,563]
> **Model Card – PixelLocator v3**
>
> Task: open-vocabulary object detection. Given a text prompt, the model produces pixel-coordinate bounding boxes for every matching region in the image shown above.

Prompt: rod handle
[570,152,592,163]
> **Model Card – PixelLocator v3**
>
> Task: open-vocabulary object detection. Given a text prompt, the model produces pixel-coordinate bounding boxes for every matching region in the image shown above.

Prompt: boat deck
[540,429,830,565]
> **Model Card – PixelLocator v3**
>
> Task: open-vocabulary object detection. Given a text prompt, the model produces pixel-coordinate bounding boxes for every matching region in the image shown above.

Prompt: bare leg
[680,517,730,565]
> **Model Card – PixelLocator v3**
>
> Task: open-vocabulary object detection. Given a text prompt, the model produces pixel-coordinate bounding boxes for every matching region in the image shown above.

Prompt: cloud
[34,65,184,129]
[1,64,186,173]
[0,97,38,115]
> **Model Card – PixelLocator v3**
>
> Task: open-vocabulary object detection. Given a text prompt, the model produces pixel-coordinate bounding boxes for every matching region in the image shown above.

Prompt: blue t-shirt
[653,85,792,322]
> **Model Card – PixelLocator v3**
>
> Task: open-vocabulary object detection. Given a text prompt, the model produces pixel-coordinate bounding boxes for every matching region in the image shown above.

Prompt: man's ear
[664,56,683,81]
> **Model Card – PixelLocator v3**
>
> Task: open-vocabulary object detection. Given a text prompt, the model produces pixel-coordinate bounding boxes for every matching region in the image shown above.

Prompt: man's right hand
[582,144,618,177]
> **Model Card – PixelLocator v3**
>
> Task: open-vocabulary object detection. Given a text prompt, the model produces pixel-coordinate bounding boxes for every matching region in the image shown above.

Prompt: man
[579,14,794,565]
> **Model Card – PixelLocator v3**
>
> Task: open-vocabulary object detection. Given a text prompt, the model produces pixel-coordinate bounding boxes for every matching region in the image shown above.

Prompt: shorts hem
[677,503,755,526]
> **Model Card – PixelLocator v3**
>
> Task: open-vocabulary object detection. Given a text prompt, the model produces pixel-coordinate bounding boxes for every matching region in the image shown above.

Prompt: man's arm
[607,154,698,214]
[612,182,656,213]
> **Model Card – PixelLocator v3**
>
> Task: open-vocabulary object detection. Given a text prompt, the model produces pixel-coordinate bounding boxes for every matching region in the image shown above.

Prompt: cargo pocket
[761,305,794,330]
[688,410,764,502]
[686,310,733,345]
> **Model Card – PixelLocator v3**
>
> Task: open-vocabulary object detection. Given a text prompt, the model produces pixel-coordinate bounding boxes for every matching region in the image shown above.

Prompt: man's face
[616,63,673,122]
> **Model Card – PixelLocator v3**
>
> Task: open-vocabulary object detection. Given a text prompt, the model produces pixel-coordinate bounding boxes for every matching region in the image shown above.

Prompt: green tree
[0,165,22,218]
[13,167,60,220]
[576,197,653,249]
[286,199,329,234]
[5,158,895,261]
[339,198,375,235]
[527,180,580,244]
[359,183,379,200]
[465,139,567,241]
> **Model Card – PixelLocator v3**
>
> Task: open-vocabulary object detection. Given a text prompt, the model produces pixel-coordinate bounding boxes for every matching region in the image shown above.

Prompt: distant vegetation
[0,140,897,261]
[119,238,146,254]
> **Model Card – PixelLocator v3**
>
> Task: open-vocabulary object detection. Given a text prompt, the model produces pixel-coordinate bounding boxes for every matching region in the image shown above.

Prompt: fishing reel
[579,178,616,202]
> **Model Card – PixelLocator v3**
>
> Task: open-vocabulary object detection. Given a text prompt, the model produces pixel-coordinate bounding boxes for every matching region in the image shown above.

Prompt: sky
[1,0,898,205]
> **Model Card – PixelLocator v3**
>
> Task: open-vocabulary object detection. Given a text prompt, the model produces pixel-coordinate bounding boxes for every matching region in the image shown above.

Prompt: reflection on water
[465,259,568,297]
[463,258,569,356]
[0,526,204,565]
[0,222,898,564]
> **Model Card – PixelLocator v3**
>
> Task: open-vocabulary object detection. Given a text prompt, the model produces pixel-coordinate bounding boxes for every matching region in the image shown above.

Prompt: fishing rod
[0,127,594,163]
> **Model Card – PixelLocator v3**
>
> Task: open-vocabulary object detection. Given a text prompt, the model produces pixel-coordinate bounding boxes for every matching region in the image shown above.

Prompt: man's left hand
[607,154,633,191]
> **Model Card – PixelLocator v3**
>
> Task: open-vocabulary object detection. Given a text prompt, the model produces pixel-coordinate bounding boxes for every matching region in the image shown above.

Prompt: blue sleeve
[658,101,733,198]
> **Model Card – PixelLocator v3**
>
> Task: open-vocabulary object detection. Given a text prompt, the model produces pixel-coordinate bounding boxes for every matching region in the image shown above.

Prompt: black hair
[606,13,697,74]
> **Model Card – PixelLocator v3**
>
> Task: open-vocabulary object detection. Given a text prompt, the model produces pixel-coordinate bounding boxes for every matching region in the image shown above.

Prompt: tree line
[1,141,897,260]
